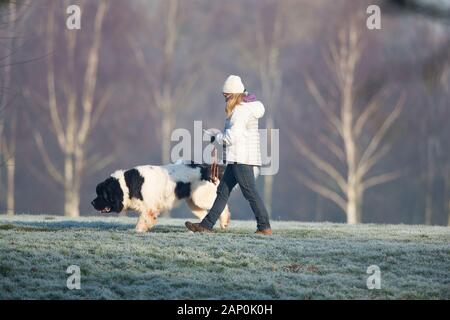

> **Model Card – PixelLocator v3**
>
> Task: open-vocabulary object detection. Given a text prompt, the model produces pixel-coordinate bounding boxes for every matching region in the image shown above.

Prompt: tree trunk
[161,110,173,217]
[0,157,3,212]
[1,1,16,215]
[424,137,436,225]
[447,197,450,227]
[263,174,273,218]
[347,181,362,224]
[65,186,80,218]
[38,1,108,218]
[64,153,79,217]
[263,117,274,218]
[446,166,450,226]
[161,110,173,165]
[315,193,325,222]
[346,198,362,224]
[424,188,433,225]
[6,156,15,216]
[346,198,357,224]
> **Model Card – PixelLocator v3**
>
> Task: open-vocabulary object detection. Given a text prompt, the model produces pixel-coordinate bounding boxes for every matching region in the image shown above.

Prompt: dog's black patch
[186,162,226,182]
[124,169,144,200]
[174,181,191,199]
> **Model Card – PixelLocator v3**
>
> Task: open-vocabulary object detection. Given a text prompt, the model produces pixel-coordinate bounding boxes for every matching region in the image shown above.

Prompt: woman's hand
[203,129,216,144]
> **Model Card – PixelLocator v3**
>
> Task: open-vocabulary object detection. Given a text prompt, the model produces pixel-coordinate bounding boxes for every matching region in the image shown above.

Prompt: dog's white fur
[111,164,230,233]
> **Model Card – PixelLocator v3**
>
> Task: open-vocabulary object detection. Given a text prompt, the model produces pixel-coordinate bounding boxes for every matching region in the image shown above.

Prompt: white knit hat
[222,75,245,94]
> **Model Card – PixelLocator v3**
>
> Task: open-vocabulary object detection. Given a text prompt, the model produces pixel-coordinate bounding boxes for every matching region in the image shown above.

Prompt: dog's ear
[104,177,124,212]
[95,182,104,195]
[114,198,124,213]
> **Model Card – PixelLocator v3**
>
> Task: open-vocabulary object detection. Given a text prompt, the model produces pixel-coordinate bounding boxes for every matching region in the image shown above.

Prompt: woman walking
[185,75,272,235]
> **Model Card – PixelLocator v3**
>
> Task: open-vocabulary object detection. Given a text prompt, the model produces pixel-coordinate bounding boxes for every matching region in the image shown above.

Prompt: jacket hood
[243,100,265,119]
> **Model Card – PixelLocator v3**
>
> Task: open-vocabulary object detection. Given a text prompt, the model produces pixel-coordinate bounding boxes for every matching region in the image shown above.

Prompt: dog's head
[91,177,124,213]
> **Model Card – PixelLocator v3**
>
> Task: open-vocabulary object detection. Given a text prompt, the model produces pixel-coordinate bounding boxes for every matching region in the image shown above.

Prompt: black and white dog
[91,162,230,232]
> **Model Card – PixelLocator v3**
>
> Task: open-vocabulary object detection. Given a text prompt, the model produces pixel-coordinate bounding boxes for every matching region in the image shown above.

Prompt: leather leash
[211,146,219,185]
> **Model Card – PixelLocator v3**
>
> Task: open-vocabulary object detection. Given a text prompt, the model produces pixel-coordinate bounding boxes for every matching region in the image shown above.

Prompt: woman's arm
[215,106,250,146]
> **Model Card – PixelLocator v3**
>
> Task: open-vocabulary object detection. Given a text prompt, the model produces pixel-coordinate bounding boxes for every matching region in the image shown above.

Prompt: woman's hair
[225,93,245,118]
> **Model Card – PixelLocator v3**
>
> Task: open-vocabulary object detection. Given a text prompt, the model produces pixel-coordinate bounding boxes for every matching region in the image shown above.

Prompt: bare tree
[129,0,207,165]
[236,0,320,215]
[153,0,179,165]
[417,21,450,225]
[235,0,315,217]
[445,76,450,226]
[421,94,445,225]
[447,166,450,226]
[0,0,31,215]
[33,0,111,217]
[292,22,405,224]
[0,1,16,215]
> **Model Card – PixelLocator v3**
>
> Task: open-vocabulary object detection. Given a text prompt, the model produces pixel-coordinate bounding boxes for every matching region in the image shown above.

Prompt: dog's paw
[220,219,230,230]
[219,211,230,230]
[135,224,149,233]
[219,223,228,230]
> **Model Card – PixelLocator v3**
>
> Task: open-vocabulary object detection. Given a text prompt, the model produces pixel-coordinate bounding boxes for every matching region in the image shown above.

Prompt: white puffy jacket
[215,101,265,166]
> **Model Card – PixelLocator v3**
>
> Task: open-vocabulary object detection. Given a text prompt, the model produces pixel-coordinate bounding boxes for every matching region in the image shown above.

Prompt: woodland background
[0,0,449,225]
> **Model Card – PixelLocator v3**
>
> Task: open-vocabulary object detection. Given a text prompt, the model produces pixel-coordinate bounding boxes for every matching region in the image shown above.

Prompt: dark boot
[185,221,213,233]
[255,228,273,235]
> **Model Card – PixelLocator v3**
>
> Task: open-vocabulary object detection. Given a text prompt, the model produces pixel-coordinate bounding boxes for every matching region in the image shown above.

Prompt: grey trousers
[200,163,271,231]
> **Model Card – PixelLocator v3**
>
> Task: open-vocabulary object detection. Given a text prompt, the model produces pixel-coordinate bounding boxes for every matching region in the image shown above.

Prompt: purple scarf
[243,93,257,103]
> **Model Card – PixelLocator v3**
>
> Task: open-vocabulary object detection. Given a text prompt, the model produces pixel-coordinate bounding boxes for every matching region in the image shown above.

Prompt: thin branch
[91,86,113,128]
[305,77,344,137]
[324,45,341,87]
[354,88,390,137]
[126,35,159,119]
[46,3,66,149]
[33,132,64,185]
[0,52,51,69]
[234,38,261,71]
[84,153,115,176]
[0,136,13,165]
[318,134,345,163]
[359,94,405,168]
[291,135,348,192]
[25,159,61,191]
[2,112,17,157]
[362,170,403,191]
[357,144,391,179]
[78,0,108,146]
[296,172,347,211]
[173,70,201,108]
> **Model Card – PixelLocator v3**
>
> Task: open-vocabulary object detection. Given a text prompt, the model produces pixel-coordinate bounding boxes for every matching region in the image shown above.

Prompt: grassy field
[0,215,449,300]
